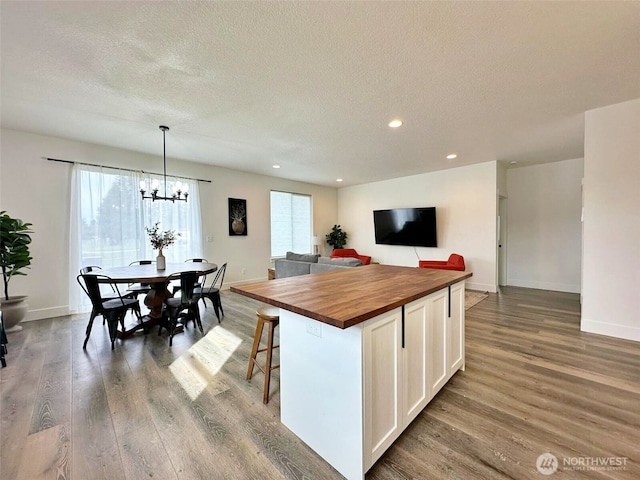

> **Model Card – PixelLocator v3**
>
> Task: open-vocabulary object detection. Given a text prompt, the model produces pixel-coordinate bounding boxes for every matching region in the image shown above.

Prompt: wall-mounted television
[373,207,437,247]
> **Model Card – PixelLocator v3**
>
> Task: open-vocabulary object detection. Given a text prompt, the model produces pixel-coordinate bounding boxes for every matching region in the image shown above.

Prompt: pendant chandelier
[139,125,188,202]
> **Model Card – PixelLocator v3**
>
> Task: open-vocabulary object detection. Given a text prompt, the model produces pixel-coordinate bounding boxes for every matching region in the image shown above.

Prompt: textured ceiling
[1,1,639,187]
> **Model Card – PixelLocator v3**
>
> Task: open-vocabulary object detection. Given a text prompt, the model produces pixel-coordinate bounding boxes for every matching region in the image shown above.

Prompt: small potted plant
[326,224,348,250]
[146,222,180,270]
[0,211,33,332]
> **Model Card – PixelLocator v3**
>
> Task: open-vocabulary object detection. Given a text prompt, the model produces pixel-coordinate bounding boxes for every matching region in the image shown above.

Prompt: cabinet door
[427,289,448,399]
[402,298,429,424]
[448,282,465,373]
[363,309,402,469]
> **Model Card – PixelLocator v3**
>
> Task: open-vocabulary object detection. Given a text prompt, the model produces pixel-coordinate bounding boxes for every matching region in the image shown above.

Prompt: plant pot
[0,295,28,332]
[232,220,245,234]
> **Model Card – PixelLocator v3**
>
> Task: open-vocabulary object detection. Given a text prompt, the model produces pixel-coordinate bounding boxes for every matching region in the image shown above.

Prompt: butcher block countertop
[231,264,472,329]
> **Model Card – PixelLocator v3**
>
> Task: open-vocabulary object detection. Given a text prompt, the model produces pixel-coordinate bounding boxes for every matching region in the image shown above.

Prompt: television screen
[373,207,437,247]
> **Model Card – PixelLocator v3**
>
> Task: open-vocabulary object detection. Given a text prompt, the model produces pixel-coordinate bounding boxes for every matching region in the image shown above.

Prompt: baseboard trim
[25,286,254,322]
[466,282,497,293]
[225,277,268,289]
[581,318,640,342]
[26,306,70,322]
[508,278,580,294]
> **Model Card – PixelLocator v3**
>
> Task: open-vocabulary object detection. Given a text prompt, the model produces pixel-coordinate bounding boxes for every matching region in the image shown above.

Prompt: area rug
[465,290,489,310]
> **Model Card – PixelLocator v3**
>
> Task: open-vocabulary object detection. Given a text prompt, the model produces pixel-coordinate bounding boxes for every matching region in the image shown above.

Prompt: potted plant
[326,224,348,250]
[0,211,33,332]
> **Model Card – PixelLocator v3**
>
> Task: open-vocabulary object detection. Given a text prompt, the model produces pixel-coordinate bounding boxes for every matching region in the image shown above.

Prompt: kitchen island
[231,264,472,480]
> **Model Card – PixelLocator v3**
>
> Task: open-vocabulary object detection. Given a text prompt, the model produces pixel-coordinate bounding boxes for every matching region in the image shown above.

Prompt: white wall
[497,162,508,199]
[0,128,338,320]
[582,98,640,342]
[506,158,584,293]
[338,162,498,292]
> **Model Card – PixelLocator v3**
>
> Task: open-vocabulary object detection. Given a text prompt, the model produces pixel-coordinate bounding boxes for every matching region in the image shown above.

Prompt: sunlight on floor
[169,325,243,400]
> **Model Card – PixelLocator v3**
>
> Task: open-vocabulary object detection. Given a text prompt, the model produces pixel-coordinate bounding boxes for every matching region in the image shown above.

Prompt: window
[69,164,203,311]
[270,191,312,257]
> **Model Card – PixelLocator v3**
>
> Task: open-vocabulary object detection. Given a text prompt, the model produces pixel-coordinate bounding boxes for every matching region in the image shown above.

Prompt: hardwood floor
[1,287,638,479]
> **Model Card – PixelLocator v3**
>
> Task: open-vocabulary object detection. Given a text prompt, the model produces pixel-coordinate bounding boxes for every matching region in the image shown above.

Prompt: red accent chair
[418,253,465,271]
[330,248,372,265]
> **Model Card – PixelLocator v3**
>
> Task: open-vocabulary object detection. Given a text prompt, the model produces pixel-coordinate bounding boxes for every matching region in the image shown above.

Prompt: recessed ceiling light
[272,164,281,169]
[446,154,457,159]
[510,161,517,165]
[336,178,343,182]
[388,119,403,128]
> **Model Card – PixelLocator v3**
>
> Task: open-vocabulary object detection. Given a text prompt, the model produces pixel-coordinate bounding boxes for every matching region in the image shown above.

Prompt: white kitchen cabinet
[363,280,466,472]
[448,281,465,373]
[279,278,467,480]
[403,297,429,424]
[426,288,449,399]
[363,309,402,469]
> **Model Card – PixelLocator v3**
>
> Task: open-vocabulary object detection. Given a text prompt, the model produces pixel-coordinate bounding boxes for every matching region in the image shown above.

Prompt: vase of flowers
[146,222,180,270]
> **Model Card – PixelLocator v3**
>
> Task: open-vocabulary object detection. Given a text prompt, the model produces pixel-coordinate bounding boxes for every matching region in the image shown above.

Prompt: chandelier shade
[140,125,188,202]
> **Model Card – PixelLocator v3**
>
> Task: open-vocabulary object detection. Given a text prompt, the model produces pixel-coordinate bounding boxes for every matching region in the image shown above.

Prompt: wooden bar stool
[246,306,280,404]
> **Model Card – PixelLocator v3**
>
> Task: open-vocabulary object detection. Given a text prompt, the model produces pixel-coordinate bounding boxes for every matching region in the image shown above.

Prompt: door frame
[498,196,508,286]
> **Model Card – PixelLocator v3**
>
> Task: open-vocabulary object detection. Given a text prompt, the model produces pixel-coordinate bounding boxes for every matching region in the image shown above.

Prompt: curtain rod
[45,157,212,183]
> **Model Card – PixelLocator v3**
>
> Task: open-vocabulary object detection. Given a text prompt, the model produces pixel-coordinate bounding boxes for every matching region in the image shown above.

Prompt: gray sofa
[275,251,363,279]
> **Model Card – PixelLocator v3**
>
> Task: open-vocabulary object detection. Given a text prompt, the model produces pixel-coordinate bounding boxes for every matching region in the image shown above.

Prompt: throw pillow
[318,257,362,267]
[285,252,320,263]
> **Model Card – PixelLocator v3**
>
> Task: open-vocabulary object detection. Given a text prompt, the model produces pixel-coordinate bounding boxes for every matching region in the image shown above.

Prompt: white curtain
[69,164,203,312]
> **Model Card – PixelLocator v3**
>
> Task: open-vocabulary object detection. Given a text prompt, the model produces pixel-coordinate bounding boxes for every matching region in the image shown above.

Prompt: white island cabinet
[232,265,471,480]
[280,280,466,480]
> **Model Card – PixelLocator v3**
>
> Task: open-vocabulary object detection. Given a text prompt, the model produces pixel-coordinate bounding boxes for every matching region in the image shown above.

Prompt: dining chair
[80,266,134,299]
[195,262,227,322]
[76,273,141,350]
[173,258,209,294]
[81,265,138,325]
[126,260,154,297]
[161,271,203,346]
